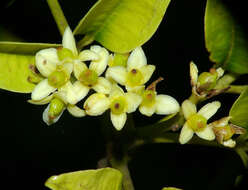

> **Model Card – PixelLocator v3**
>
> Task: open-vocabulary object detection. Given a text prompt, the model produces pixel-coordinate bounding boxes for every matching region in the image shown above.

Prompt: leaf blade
[74,0,171,53]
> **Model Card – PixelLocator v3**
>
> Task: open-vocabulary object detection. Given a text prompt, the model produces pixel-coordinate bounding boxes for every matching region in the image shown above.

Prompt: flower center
[48,98,65,119]
[141,90,156,107]
[110,96,127,115]
[48,70,68,88]
[79,69,98,87]
[198,72,218,91]
[57,47,75,61]
[187,114,207,132]
[126,69,144,87]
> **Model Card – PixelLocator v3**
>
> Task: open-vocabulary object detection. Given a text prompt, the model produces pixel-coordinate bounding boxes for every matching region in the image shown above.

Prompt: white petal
[155,95,180,115]
[89,45,109,76]
[223,139,236,148]
[181,99,197,119]
[63,62,73,75]
[67,105,85,117]
[109,84,125,99]
[179,123,194,144]
[196,126,215,141]
[110,112,127,131]
[35,48,58,77]
[67,81,89,105]
[125,92,142,113]
[140,65,156,84]
[198,101,221,120]
[78,50,99,61]
[127,46,147,71]
[31,79,56,100]
[125,85,145,94]
[139,104,156,117]
[190,61,198,86]
[28,94,54,105]
[42,104,64,126]
[92,77,112,94]
[216,67,224,79]
[73,61,88,80]
[62,26,78,56]
[84,93,110,116]
[105,66,127,85]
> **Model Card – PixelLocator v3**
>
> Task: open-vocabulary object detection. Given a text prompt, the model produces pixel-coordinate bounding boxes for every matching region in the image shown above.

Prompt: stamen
[147,77,164,91]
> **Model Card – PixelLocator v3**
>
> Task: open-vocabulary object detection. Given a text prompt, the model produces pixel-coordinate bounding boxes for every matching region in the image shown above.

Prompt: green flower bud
[57,47,75,61]
[48,70,68,88]
[198,72,218,90]
[126,69,144,87]
[187,114,207,132]
[79,69,98,87]
[141,90,156,107]
[48,98,65,118]
[110,96,127,115]
[109,53,129,67]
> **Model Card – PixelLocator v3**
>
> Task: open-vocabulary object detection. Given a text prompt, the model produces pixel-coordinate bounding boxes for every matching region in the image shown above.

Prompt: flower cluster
[29,27,180,130]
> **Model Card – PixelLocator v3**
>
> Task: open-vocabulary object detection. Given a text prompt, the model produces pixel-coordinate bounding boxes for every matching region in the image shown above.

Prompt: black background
[0,0,248,189]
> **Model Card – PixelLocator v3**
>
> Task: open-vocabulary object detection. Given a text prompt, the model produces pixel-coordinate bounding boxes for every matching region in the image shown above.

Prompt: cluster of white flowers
[29,27,180,130]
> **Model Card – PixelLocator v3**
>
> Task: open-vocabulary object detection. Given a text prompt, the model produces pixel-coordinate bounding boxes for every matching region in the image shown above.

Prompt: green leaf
[45,168,123,190]
[205,0,248,74]
[0,41,61,54]
[0,53,40,93]
[229,87,248,129]
[74,0,171,53]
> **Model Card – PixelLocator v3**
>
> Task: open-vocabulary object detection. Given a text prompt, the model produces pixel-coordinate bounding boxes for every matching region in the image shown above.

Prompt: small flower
[210,116,246,148]
[179,99,221,144]
[84,84,142,130]
[139,78,180,116]
[106,46,155,92]
[190,61,224,97]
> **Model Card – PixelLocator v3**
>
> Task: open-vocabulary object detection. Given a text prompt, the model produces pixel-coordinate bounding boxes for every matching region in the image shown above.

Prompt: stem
[189,93,202,104]
[46,0,69,36]
[215,73,239,89]
[226,85,248,94]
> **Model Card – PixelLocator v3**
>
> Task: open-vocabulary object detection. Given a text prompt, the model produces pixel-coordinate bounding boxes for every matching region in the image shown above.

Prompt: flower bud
[48,98,65,119]
[198,71,218,90]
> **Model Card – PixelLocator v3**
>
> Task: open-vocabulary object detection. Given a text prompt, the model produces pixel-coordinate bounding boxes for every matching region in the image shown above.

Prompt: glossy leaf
[205,0,248,74]
[0,53,40,93]
[0,41,61,54]
[74,0,171,53]
[229,87,248,129]
[45,168,123,190]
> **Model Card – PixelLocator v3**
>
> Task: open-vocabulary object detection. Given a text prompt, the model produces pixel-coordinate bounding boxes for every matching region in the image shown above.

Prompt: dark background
[0,0,248,189]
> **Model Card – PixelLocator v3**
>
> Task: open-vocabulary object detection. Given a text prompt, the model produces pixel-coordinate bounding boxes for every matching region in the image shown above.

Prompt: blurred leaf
[235,148,248,168]
[74,0,171,53]
[0,41,61,54]
[229,87,248,129]
[205,0,248,74]
[0,53,39,93]
[45,168,123,190]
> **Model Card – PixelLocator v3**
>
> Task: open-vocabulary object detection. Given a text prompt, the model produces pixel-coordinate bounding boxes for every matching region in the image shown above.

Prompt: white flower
[106,47,155,92]
[179,99,221,144]
[84,84,142,130]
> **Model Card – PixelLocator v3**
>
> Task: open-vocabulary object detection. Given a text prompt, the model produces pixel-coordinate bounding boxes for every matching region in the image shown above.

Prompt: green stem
[215,73,239,89]
[226,85,248,94]
[46,0,69,36]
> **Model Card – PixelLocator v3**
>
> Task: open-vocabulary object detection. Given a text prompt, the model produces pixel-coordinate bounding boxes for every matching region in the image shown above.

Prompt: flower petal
[35,48,59,77]
[62,27,78,56]
[139,104,156,117]
[105,66,127,86]
[92,77,112,94]
[84,93,110,116]
[42,103,64,126]
[196,126,215,141]
[67,105,86,117]
[140,65,155,84]
[89,45,109,76]
[110,84,125,99]
[110,112,127,131]
[190,61,198,86]
[223,139,236,148]
[78,50,99,61]
[73,61,88,80]
[31,79,56,100]
[181,99,197,119]
[127,47,147,71]
[198,101,221,120]
[125,92,142,113]
[66,81,89,105]
[155,95,180,115]
[179,123,194,144]
[28,94,54,105]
